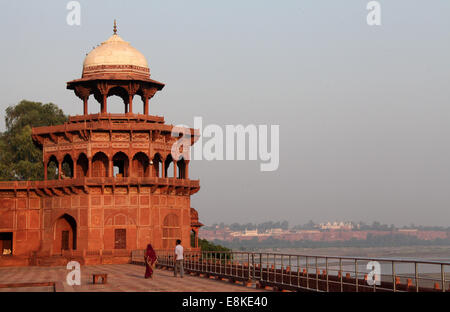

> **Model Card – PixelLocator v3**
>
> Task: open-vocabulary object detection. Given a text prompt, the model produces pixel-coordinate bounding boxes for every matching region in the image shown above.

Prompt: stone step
[36,256,84,267]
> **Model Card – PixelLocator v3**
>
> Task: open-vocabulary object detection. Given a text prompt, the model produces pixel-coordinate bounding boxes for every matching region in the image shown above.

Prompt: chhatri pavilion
[0,22,203,266]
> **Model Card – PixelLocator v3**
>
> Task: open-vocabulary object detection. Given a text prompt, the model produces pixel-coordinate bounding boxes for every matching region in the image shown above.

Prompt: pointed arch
[47,155,59,180]
[76,153,89,178]
[132,152,149,177]
[53,213,77,253]
[152,153,163,178]
[165,154,174,178]
[92,152,109,177]
[113,151,129,177]
[61,154,74,179]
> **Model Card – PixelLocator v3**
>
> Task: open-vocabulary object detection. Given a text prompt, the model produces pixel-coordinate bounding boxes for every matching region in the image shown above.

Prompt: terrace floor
[0,264,266,292]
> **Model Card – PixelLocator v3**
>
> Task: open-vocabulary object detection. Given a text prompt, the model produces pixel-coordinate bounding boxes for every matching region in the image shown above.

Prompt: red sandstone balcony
[68,113,165,124]
[0,177,200,193]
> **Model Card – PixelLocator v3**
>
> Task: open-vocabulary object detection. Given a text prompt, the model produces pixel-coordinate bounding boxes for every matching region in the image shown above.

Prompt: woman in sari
[144,244,157,279]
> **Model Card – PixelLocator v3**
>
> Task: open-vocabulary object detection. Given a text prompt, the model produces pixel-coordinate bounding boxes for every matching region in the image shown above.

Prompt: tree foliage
[198,238,231,253]
[0,100,67,181]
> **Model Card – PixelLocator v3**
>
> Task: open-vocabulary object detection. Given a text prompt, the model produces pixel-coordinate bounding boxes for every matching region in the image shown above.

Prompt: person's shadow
[129,274,144,279]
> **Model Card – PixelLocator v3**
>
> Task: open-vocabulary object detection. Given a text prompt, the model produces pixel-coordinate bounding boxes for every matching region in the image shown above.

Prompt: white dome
[82,33,150,78]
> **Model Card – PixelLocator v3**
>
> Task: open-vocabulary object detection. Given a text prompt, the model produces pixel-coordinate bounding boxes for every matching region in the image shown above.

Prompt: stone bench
[92,273,108,285]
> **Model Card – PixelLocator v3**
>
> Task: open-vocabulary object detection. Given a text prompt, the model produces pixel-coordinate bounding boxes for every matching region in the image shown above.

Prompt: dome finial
[113,19,117,35]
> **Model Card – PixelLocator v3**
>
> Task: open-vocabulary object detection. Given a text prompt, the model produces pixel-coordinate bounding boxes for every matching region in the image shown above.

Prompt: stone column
[128,158,132,178]
[195,229,199,248]
[83,97,88,115]
[143,96,149,115]
[141,87,157,115]
[58,160,62,180]
[148,158,153,177]
[109,159,113,177]
[74,85,91,116]
[88,158,92,177]
[97,82,110,114]
[44,160,48,180]
[128,94,133,114]
[185,160,189,179]
[173,160,177,178]
[73,158,77,178]
[127,82,139,115]
[102,94,108,114]
[162,158,166,178]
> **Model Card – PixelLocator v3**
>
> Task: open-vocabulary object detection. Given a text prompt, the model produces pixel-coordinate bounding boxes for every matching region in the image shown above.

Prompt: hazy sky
[1,1,450,226]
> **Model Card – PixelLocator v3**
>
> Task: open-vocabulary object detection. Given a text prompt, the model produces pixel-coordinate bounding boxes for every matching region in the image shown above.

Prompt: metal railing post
[273,254,276,283]
[252,253,255,280]
[248,253,251,281]
[326,257,329,292]
[242,253,244,279]
[259,253,263,282]
[373,262,376,292]
[306,256,309,289]
[355,259,358,292]
[392,261,396,292]
[231,252,234,277]
[415,262,419,292]
[340,258,343,292]
[315,257,319,291]
[289,255,292,286]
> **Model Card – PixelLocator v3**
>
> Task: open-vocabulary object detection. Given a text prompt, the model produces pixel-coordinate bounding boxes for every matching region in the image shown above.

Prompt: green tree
[0,100,67,181]
[197,238,231,253]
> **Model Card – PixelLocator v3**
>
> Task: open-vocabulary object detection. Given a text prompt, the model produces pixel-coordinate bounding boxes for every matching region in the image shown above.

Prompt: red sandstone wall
[0,194,42,256]
[0,187,192,257]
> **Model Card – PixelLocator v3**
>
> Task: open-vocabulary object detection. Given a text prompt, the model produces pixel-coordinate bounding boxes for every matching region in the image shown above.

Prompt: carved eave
[66,76,165,91]
[190,186,200,195]
[66,77,165,109]
[191,221,204,228]
[31,133,44,148]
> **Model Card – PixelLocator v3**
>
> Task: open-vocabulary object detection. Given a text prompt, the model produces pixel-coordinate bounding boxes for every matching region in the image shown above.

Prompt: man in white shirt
[174,239,184,278]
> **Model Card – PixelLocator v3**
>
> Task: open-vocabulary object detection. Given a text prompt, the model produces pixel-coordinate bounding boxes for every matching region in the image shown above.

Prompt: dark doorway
[61,231,70,250]
[53,214,77,253]
[191,230,196,248]
[115,229,126,249]
[113,152,129,177]
[0,232,13,255]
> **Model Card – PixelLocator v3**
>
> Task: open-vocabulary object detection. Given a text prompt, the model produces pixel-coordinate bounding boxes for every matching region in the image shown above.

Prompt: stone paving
[0,264,266,292]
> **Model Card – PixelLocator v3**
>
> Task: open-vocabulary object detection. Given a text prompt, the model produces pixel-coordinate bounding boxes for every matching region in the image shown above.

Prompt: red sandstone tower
[0,23,202,265]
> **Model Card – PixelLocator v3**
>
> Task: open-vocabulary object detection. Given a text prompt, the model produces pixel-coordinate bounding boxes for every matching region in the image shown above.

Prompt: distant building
[318,221,353,230]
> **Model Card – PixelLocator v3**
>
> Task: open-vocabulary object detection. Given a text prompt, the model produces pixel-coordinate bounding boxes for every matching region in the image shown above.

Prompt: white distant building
[230,229,259,237]
[243,229,258,236]
[267,228,284,234]
[319,221,353,230]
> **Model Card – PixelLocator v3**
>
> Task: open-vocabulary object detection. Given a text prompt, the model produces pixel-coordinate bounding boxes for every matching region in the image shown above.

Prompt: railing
[0,177,200,190]
[59,249,132,257]
[131,250,450,292]
[68,113,165,124]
